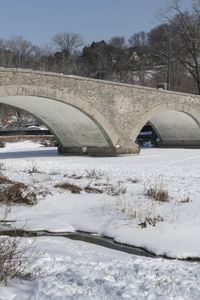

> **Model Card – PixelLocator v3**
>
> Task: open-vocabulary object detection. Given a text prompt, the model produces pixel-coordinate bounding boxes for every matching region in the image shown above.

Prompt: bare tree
[109,36,126,49]
[128,32,150,85]
[107,36,131,82]
[148,24,170,65]
[29,44,54,71]
[0,38,8,66]
[163,0,200,94]
[52,32,83,56]
[7,36,33,68]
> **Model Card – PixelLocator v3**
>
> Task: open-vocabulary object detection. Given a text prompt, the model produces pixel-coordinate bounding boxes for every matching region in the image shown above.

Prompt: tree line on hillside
[0,0,200,94]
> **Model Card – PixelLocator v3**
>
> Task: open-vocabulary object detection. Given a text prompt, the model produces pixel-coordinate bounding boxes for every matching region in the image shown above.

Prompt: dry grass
[84,185,103,194]
[55,181,105,194]
[138,215,164,228]
[0,235,38,284]
[179,195,191,203]
[115,195,165,228]
[0,162,5,176]
[0,182,37,206]
[106,181,127,196]
[68,174,83,180]
[24,165,42,174]
[0,141,4,148]
[0,175,14,185]
[55,182,82,193]
[0,162,40,283]
[0,206,40,284]
[85,169,104,180]
[145,183,169,202]
[0,164,40,206]
[127,177,139,184]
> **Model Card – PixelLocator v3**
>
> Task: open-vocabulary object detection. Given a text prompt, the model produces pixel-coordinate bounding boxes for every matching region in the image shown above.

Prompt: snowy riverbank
[1,142,200,298]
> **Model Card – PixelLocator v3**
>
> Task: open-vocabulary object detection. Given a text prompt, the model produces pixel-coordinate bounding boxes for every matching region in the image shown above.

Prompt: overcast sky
[0,0,191,47]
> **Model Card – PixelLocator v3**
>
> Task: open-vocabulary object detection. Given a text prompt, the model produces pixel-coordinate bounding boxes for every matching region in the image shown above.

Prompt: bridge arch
[130,103,200,147]
[0,85,118,155]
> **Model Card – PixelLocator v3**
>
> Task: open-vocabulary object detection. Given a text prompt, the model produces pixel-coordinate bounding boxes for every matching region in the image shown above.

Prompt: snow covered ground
[1,141,200,299]
[2,236,200,300]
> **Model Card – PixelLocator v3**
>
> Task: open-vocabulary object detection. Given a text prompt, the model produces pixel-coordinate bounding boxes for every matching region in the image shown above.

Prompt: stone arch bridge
[0,68,200,155]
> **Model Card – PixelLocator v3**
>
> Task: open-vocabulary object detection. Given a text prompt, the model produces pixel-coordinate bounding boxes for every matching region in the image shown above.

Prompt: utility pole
[167,32,172,90]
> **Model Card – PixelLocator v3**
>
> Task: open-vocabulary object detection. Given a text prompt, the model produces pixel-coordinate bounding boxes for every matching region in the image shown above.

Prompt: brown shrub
[146,185,169,202]
[85,169,104,180]
[55,182,82,193]
[69,174,83,180]
[25,166,42,174]
[0,182,37,205]
[138,215,164,228]
[0,232,40,284]
[84,186,103,194]
[106,181,127,196]
[0,176,14,185]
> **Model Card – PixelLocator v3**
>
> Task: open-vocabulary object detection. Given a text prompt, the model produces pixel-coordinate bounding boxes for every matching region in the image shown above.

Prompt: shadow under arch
[131,104,200,147]
[0,93,116,155]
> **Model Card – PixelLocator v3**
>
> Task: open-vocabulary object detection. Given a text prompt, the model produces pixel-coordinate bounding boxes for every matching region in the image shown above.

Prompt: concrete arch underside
[131,103,200,148]
[150,111,200,147]
[0,95,114,155]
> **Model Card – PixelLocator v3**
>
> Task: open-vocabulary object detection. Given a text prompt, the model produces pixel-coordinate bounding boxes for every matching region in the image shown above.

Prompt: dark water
[1,228,199,261]
[0,228,181,260]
